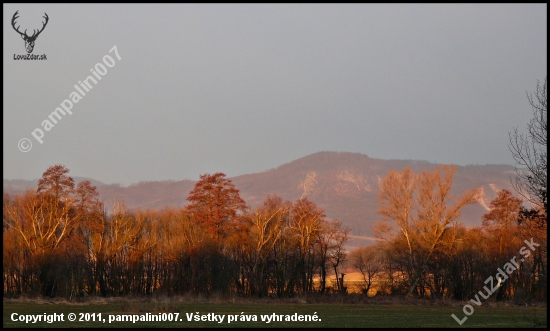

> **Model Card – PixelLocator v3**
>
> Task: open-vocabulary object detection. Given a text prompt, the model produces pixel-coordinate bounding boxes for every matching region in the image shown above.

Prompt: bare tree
[509,77,547,214]
[289,198,324,294]
[326,221,349,293]
[315,219,347,293]
[248,195,290,296]
[350,245,384,296]
[378,165,476,297]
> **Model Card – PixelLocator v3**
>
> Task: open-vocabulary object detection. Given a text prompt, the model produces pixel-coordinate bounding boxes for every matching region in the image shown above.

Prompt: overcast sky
[3,4,547,185]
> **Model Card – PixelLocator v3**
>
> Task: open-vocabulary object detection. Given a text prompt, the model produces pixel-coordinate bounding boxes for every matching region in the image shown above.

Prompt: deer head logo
[11,11,49,54]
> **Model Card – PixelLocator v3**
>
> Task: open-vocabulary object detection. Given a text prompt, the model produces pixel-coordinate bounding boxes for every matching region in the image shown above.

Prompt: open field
[3,298,546,328]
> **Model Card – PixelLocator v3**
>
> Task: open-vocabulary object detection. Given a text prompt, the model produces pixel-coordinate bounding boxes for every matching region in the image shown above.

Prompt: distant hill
[3,152,517,248]
[3,177,105,196]
[231,152,516,248]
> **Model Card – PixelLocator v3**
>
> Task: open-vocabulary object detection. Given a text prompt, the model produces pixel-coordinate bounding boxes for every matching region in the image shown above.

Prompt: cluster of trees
[5,164,545,302]
[3,169,349,298]
[348,166,546,302]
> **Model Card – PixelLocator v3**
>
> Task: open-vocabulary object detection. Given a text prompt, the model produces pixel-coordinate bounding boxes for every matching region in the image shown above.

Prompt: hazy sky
[3,4,547,185]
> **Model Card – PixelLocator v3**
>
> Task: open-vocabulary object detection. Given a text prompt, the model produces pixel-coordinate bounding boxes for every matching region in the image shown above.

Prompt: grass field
[3,298,546,328]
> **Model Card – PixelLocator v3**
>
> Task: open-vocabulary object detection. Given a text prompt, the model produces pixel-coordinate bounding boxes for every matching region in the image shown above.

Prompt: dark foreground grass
[3,300,546,328]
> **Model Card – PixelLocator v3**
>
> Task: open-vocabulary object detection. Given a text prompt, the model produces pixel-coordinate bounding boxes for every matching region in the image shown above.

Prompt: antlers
[35,12,49,39]
[11,10,49,40]
[11,11,25,37]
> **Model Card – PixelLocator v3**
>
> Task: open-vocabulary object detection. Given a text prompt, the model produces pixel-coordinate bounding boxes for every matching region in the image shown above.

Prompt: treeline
[3,166,349,298]
[3,165,547,302]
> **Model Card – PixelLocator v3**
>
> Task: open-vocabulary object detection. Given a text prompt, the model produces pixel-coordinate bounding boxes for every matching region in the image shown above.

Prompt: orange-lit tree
[481,189,523,300]
[186,172,247,240]
[185,172,248,294]
[378,165,476,297]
